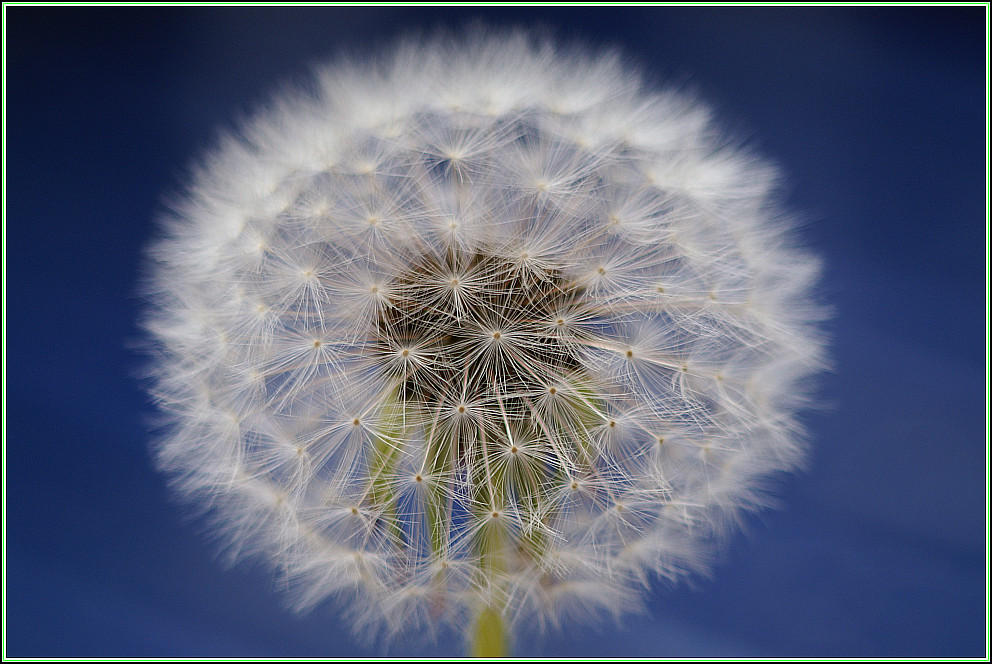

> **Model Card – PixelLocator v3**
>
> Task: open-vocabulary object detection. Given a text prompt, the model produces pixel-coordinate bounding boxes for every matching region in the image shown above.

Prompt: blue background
[6,6,987,658]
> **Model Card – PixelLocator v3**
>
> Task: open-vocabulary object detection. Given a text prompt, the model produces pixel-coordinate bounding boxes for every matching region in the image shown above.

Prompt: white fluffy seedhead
[144,30,826,644]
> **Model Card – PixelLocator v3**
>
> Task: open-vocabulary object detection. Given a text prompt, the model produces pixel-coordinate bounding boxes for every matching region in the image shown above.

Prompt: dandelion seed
[143,29,826,656]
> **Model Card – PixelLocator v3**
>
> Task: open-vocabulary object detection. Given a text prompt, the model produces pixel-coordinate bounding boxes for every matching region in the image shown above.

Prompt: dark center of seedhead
[375,250,585,417]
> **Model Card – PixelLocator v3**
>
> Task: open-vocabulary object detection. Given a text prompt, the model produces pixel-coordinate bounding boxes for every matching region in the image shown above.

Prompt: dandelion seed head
[144,30,825,645]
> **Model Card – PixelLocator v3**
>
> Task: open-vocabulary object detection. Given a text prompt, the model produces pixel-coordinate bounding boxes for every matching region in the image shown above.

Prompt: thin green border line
[0,2,987,662]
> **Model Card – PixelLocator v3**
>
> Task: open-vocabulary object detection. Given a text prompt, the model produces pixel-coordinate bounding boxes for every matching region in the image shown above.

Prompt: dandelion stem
[470,605,507,657]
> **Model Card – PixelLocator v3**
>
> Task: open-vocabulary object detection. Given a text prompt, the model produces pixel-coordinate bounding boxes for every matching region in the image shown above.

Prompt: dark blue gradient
[5,7,986,658]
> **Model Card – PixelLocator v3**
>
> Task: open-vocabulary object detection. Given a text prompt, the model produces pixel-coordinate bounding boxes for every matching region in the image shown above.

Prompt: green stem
[470,605,507,657]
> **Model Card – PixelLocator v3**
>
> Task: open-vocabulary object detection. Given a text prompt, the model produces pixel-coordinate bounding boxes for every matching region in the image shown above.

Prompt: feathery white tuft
[143,30,826,645]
